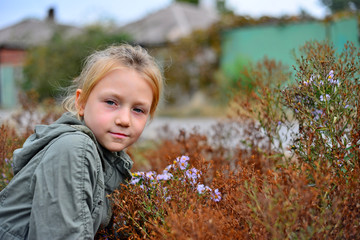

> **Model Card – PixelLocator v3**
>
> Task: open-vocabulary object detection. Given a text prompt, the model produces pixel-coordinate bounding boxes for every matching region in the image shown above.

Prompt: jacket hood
[12,112,133,179]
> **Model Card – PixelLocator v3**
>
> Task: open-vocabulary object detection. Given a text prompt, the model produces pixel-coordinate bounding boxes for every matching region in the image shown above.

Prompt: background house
[119,2,219,46]
[0,8,82,108]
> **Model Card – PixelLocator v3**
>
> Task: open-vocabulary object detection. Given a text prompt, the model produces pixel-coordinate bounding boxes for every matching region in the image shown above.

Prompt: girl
[0,44,164,239]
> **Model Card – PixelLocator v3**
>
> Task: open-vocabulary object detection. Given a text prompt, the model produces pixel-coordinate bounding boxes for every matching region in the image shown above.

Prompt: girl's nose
[115,109,130,127]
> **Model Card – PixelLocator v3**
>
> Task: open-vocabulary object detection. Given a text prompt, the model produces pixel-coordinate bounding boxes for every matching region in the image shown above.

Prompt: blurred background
[0,0,358,134]
[1,3,360,237]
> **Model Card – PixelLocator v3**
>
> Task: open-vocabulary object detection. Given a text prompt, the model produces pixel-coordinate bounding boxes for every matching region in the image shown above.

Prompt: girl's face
[76,68,153,152]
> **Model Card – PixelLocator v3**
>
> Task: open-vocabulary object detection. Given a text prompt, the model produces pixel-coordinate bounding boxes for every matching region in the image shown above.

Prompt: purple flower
[132,171,145,177]
[156,172,173,181]
[129,177,141,185]
[163,164,174,173]
[327,70,334,80]
[329,79,340,85]
[185,167,201,184]
[145,171,156,180]
[177,156,189,170]
[320,94,330,102]
[197,184,206,194]
[327,70,340,85]
[211,189,222,202]
[130,172,144,185]
[303,74,315,86]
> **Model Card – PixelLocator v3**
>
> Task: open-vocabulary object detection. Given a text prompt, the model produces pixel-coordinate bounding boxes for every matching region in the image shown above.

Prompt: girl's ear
[75,89,85,117]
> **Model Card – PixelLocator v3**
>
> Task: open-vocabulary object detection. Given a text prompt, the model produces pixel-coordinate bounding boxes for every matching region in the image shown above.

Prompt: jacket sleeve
[27,133,100,240]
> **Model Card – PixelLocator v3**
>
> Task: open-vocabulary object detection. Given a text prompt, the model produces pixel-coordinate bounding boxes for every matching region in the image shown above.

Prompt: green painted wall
[221,17,359,83]
[0,66,18,108]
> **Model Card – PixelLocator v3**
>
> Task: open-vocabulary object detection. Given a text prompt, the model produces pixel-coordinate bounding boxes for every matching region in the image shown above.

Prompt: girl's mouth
[110,132,129,138]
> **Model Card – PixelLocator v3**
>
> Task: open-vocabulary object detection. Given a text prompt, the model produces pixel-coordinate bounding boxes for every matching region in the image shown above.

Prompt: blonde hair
[62,44,164,119]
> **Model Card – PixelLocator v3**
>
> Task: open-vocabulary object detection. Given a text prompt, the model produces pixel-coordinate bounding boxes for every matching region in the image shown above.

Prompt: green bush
[283,41,360,174]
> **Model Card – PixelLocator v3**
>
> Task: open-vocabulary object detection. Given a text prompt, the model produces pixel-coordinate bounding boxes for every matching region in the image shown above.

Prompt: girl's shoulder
[47,130,97,153]
[38,130,102,172]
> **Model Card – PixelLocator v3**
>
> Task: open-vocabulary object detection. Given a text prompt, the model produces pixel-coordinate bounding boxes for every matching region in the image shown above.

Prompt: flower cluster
[302,70,340,87]
[130,155,222,202]
[295,70,346,125]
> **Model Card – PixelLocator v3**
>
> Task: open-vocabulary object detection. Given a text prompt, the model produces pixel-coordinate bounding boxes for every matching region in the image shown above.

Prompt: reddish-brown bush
[2,41,359,239]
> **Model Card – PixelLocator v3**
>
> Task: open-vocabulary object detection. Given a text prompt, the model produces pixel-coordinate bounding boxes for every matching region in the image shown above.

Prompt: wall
[0,48,26,108]
[220,17,359,83]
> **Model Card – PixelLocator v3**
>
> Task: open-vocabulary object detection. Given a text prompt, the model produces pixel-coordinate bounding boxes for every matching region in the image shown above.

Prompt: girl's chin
[100,142,127,152]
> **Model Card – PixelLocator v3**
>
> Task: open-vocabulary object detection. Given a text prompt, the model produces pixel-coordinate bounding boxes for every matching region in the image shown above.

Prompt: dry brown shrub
[0,91,63,189]
[3,41,360,239]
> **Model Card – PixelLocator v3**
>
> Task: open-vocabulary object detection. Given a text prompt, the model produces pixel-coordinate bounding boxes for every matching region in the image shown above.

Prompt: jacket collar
[63,113,133,181]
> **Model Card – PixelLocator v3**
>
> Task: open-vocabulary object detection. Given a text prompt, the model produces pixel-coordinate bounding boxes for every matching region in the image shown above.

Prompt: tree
[321,0,360,12]
[23,25,130,99]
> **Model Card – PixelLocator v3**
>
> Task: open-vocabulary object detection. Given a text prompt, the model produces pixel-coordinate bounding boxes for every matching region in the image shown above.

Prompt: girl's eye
[105,100,116,106]
[133,108,144,114]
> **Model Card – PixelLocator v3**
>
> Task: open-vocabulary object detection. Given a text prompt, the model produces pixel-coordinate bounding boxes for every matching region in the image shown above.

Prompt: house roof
[0,17,83,48]
[119,2,219,46]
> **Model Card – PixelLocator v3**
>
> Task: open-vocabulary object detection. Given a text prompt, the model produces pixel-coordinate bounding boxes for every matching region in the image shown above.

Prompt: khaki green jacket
[0,113,133,239]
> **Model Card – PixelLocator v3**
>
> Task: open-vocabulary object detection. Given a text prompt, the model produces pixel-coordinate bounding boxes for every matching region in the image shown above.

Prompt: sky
[0,0,328,29]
